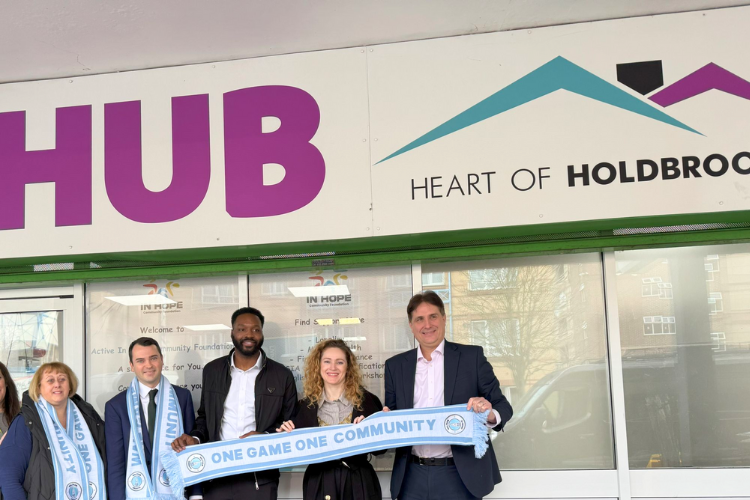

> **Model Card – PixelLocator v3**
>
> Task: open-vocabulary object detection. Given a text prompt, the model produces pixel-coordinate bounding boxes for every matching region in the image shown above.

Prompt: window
[260,282,286,296]
[641,277,663,297]
[641,278,672,298]
[643,316,676,335]
[710,332,726,352]
[388,274,411,288]
[708,292,723,314]
[422,272,445,286]
[617,245,750,468]
[705,261,719,281]
[468,268,518,290]
[425,254,613,470]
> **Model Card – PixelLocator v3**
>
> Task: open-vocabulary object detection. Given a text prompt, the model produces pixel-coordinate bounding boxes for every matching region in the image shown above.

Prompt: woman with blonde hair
[0,362,107,500]
[277,338,384,500]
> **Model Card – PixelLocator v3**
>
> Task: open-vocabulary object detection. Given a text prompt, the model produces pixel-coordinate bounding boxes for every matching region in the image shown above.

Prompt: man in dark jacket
[172,307,297,500]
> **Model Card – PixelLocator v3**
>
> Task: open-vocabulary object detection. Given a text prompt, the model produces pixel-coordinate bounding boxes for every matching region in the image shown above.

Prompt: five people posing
[0,294,513,500]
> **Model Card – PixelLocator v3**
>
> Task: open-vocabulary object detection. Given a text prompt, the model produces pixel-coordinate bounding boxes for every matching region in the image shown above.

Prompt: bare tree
[455,265,573,397]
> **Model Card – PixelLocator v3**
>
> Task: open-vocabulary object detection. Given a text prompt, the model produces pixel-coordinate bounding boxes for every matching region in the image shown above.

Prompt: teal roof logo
[377,56,700,164]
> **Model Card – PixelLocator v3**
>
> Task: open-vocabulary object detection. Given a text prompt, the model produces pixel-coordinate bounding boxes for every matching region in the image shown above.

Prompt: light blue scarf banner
[162,405,489,490]
[125,376,184,500]
[36,396,107,500]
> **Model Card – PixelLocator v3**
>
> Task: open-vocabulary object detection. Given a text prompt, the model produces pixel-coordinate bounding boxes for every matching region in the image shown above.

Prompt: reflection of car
[494,351,750,470]
[494,364,613,470]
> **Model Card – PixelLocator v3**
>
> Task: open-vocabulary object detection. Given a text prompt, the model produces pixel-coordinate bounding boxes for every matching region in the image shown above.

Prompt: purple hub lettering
[0,106,92,230]
[224,86,325,217]
[104,94,211,223]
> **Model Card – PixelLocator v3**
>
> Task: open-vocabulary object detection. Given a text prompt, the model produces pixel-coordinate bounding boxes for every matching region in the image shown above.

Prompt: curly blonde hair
[303,338,363,409]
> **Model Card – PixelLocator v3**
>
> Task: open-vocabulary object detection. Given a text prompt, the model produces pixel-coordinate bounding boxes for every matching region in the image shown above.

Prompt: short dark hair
[232,307,265,327]
[407,291,446,321]
[129,337,163,363]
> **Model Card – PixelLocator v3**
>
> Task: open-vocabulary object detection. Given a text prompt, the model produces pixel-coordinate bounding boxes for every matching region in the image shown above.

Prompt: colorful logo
[308,270,348,287]
[143,280,180,298]
[444,414,466,435]
[158,468,170,486]
[186,453,206,473]
[127,472,146,491]
[65,482,83,500]
[379,56,750,163]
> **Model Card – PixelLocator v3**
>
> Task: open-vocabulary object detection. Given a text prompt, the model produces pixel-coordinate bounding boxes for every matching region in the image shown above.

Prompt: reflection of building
[424,258,607,401]
[617,253,750,355]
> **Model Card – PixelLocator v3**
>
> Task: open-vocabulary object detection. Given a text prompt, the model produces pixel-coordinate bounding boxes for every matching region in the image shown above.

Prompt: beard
[232,334,264,357]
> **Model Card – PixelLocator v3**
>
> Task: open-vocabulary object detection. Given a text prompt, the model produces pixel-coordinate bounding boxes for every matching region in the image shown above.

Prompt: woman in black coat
[277,338,384,500]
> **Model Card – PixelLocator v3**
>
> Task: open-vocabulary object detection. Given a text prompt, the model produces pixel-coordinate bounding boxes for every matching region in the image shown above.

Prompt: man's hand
[467,397,496,424]
[382,406,390,412]
[240,431,262,438]
[171,433,198,452]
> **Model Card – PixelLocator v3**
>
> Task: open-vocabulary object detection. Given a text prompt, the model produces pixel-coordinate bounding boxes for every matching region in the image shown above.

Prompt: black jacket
[13,391,106,500]
[292,389,384,500]
[191,348,297,484]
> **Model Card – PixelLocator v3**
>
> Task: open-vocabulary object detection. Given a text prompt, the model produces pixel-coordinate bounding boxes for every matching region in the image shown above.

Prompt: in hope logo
[308,270,348,287]
[143,280,180,298]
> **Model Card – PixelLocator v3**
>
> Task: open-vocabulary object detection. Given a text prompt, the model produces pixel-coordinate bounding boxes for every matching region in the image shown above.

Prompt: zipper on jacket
[254,472,259,490]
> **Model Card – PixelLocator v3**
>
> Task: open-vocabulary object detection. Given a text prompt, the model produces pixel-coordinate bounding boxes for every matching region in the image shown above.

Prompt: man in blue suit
[384,291,513,500]
[105,337,200,500]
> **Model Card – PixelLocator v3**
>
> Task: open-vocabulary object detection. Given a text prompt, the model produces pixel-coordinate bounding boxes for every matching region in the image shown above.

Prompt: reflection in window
[469,319,520,358]
[0,312,62,393]
[468,268,518,290]
[424,255,613,470]
[616,245,750,468]
[708,292,723,314]
[422,272,445,286]
[643,316,676,335]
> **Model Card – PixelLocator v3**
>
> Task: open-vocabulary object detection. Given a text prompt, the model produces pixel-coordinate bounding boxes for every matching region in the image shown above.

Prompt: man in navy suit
[384,291,513,500]
[105,337,200,500]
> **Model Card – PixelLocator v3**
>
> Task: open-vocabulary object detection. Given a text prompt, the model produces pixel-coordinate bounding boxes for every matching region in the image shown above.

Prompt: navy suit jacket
[384,341,513,499]
[104,384,199,500]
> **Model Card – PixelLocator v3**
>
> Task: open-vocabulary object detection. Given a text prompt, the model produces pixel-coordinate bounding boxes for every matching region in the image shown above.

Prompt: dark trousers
[203,473,278,500]
[398,462,480,500]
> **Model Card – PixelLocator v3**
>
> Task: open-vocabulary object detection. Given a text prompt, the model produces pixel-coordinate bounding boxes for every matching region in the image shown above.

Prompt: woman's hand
[353,415,365,424]
[276,420,295,433]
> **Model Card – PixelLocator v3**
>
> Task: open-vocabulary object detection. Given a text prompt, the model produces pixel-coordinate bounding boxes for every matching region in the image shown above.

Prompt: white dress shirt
[220,351,263,441]
[138,381,157,433]
[411,340,501,458]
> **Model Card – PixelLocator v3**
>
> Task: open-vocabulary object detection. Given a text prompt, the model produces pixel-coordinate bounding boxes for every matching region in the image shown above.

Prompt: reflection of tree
[461,265,572,397]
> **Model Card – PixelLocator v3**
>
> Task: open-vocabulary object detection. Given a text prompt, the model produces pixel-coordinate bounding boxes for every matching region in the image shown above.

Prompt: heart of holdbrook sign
[161,405,490,489]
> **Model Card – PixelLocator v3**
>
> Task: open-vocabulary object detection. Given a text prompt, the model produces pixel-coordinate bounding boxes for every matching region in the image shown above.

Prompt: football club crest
[65,482,83,500]
[127,472,146,491]
[158,468,170,486]
[444,414,466,435]
[186,453,206,473]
